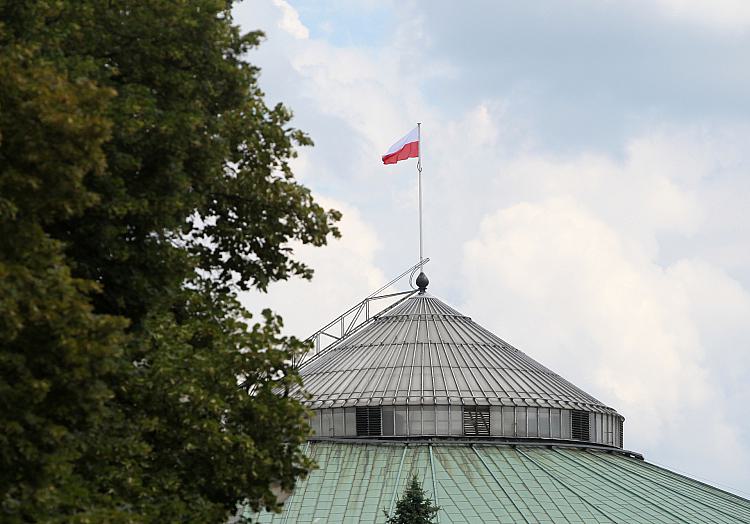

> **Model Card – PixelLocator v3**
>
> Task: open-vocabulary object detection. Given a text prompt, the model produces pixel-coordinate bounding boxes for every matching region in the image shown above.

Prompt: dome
[292,292,623,448]
[248,282,750,523]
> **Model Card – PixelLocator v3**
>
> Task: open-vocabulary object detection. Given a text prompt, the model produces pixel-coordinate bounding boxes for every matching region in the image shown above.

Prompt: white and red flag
[381,123,426,269]
[382,126,419,165]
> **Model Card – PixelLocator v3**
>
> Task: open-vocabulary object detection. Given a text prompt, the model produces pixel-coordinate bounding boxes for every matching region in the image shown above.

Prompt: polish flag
[382,126,419,165]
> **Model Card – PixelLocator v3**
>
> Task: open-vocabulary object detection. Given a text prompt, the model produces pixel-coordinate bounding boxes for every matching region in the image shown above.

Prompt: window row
[308,405,623,448]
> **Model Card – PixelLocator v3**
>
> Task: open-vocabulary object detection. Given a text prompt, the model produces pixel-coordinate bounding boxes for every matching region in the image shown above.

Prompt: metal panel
[527,407,538,437]
[344,407,356,437]
[561,409,571,439]
[320,408,332,437]
[539,408,550,438]
[516,407,527,437]
[382,406,394,436]
[333,408,345,436]
[449,404,462,436]
[502,406,515,437]
[309,410,320,437]
[408,405,421,435]
[436,405,449,435]
[394,405,407,436]
[422,405,436,435]
[550,408,561,439]
[490,406,503,436]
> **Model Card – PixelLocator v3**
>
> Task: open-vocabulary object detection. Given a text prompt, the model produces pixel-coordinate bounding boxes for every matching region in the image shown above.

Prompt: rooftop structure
[248,273,750,523]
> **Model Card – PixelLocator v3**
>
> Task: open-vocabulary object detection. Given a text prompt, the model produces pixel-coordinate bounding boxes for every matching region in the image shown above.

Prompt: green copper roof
[249,441,750,523]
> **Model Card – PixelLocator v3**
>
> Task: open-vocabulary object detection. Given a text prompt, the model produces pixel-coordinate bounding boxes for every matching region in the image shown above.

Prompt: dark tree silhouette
[384,474,440,524]
[0,1,340,521]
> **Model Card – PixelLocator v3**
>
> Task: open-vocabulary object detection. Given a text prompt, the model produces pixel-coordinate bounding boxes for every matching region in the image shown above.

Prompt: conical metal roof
[294,293,618,415]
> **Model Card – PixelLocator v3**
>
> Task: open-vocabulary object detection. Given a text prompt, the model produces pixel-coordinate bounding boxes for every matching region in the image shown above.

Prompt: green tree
[0,1,339,521]
[384,474,440,524]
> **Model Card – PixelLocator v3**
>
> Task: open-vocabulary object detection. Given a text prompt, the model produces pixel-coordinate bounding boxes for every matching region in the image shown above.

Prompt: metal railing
[292,259,430,368]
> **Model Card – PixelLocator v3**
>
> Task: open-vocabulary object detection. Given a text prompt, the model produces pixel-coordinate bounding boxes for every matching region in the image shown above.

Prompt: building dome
[249,279,750,523]
[292,291,623,448]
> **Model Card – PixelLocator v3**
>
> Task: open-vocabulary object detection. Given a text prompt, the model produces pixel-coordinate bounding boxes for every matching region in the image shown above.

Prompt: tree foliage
[384,474,440,524]
[0,0,340,521]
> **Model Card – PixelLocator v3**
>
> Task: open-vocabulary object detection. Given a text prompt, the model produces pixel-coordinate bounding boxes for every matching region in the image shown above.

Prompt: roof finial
[416,271,429,293]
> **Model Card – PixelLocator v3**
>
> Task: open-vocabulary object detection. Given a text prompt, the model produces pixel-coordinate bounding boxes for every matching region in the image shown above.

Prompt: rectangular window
[382,406,395,436]
[463,405,490,436]
[394,406,407,435]
[539,408,550,438]
[356,406,382,436]
[571,410,590,441]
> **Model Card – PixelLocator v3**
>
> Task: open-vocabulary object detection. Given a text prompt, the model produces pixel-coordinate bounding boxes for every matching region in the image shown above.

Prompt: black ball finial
[416,271,429,293]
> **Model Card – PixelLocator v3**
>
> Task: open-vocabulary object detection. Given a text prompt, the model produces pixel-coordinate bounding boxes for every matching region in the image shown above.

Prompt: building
[250,273,750,523]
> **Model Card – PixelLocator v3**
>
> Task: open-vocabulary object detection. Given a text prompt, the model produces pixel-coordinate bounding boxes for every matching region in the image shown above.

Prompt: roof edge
[306,436,643,459]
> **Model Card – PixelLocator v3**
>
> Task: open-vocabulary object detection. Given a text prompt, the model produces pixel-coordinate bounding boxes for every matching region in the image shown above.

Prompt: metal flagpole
[417,122,423,272]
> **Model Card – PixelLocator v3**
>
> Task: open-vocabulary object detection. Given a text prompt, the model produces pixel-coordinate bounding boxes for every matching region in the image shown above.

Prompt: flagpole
[417,122,423,273]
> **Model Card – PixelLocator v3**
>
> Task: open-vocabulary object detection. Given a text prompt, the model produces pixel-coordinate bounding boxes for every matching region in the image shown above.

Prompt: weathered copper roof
[249,441,750,523]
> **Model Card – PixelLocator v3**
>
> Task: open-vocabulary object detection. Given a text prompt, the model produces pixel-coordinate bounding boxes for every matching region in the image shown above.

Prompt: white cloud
[271,0,309,39]
[234,0,750,495]
[460,164,750,489]
[647,0,750,32]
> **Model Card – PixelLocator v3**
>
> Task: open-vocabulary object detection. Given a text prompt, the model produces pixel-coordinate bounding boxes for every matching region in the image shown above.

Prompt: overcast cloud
[234,0,750,496]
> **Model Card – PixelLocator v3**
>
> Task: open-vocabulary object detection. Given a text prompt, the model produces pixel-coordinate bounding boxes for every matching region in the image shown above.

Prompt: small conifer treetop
[384,474,440,524]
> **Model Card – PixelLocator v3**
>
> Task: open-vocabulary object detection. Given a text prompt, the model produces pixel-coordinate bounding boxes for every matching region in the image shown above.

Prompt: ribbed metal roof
[294,293,618,415]
[249,441,750,523]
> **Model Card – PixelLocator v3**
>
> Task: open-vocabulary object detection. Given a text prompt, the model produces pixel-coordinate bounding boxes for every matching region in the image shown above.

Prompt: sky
[233,0,750,496]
